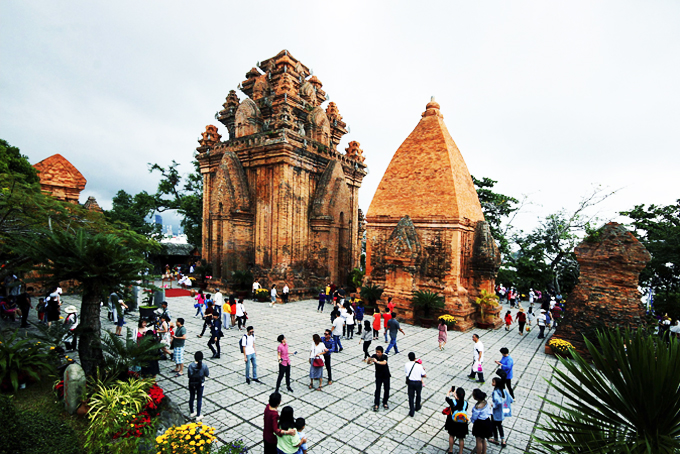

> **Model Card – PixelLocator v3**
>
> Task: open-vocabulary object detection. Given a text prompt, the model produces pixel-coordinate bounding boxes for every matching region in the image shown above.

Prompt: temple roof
[33,154,87,190]
[367,99,484,222]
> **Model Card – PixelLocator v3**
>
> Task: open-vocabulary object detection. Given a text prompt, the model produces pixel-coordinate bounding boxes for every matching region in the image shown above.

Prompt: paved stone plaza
[60,293,564,454]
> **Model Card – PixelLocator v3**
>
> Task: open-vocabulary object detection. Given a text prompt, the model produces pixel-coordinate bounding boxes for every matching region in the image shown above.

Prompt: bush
[0,329,56,392]
[213,439,248,453]
[535,328,680,453]
[0,394,80,454]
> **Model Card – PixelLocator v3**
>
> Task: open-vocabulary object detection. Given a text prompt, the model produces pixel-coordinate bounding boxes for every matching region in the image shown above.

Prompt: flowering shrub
[213,439,248,454]
[156,422,217,453]
[548,338,574,356]
[438,314,457,328]
[255,288,270,302]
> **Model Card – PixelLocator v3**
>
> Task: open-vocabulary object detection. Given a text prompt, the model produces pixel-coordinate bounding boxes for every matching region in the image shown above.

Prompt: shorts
[116,316,125,327]
[174,346,185,364]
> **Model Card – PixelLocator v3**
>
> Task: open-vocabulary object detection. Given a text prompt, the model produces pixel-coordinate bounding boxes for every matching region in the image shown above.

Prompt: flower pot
[76,402,89,416]
[420,317,434,329]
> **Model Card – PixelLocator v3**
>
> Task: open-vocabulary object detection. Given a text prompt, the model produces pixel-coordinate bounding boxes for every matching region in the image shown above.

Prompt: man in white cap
[537,309,547,339]
[63,305,79,351]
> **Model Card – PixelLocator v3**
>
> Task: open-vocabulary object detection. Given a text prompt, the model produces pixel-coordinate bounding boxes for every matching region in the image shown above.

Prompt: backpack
[188,364,204,386]
[452,401,469,423]
[239,334,247,353]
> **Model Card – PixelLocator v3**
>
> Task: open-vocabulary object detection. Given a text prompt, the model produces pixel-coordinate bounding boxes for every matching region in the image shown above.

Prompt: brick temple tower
[365,98,500,330]
[196,50,367,294]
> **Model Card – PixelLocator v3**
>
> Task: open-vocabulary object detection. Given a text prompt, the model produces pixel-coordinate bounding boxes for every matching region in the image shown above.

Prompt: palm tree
[534,329,680,454]
[100,331,163,379]
[412,290,445,319]
[22,228,152,376]
[474,289,499,323]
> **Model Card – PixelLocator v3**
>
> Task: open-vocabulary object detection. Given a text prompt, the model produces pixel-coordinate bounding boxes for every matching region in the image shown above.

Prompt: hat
[64,305,78,314]
[540,309,546,313]
[519,308,525,312]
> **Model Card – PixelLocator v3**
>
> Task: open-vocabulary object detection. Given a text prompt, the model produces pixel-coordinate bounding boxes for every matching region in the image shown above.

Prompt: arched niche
[234,98,262,138]
[309,107,331,146]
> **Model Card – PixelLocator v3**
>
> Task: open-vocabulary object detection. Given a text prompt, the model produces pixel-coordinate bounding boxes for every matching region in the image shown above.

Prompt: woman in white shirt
[346,307,355,339]
[309,334,328,391]
[235,300,246,330]
[270,284,278,307]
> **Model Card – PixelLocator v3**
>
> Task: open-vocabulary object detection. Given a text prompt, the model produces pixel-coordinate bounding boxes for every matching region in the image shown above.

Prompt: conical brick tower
[365,98,500,330]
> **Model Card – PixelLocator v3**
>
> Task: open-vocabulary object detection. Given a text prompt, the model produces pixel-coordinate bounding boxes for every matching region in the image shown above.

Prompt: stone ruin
[364,99,500,330]
[550,222,651,356]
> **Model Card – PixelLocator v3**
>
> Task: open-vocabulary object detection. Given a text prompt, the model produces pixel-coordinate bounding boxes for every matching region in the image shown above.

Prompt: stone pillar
[64,363,86,414]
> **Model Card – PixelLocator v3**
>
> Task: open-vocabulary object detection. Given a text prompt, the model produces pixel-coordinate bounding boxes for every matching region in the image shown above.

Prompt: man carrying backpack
[240,326,261,384]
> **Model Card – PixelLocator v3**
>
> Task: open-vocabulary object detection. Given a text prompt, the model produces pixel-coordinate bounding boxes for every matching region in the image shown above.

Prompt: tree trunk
[78,286,105,376]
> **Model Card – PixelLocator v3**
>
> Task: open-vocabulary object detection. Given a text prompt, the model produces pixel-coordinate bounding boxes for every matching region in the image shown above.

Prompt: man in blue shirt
[322,330,336,385]
[495,347,514,398]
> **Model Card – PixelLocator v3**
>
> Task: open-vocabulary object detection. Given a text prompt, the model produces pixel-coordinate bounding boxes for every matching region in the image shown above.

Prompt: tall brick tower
[196,50,367,294]
[365,98,500,330]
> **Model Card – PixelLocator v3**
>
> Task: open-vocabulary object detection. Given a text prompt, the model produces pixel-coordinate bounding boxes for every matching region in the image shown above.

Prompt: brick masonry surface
[33,289,573,454]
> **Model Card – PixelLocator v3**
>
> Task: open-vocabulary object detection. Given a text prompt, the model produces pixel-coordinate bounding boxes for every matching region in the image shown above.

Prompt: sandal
[501,441,507,447]
[316,387,322,391]
[373,406,379,412]
[383,404,389,410]
[308,384,313,389]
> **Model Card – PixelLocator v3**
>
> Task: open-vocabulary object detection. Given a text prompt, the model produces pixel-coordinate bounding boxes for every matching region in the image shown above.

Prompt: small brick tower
[196,50,367,293]
[365,98,500,330]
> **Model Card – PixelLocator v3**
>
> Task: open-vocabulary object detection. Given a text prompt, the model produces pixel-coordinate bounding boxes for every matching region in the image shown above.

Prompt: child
[382,309,392,343]
[317,290,326,313]
[194,290,205,318]
[504,311,512,331]
[372,307,381,340]
[295,417,308,454]
[359,320,372,361]
[470,389,493,454]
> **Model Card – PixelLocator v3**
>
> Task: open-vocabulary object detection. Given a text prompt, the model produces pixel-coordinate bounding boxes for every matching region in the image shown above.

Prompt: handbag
[312,357,324,367]
[406,362,416,385]
[442,407,452,415]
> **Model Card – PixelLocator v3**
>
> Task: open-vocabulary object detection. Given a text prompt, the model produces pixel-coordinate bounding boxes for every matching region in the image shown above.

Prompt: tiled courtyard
[64,293,565,454]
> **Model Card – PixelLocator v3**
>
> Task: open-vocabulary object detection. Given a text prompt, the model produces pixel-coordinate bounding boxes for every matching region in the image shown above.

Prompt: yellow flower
[190,441,196,446]
[50,346,55,350]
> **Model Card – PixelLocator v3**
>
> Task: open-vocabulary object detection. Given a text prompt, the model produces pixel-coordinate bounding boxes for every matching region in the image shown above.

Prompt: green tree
[471,175,519,255]
[20,228,156,376]
[621,200,680,318]
[149,160,202,249]
[0,139,39,184]
[105,189,160,238]
[534,329,680,453]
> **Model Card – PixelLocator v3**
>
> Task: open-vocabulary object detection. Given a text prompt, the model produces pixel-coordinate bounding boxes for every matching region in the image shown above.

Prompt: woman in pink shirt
[387,296,396,314]
[276,334,293,393]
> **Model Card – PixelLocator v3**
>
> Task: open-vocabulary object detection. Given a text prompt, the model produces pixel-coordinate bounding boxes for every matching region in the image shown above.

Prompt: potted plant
[474,289,500,329]
[231,270,253,298]
[438,314,456,330]
[254,288,270,302]
[360,283,384,311]
[138,305,157,320]
[412,290,445,328]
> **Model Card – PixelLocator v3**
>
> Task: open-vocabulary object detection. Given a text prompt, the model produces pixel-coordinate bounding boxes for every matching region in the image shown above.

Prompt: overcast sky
[2,1,679,235]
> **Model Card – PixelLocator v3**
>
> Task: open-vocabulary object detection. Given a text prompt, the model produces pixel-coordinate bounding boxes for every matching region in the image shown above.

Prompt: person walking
[346,306,356,339]
[208,312,222,359]
[405,352,426,417]
[515,308,527,336]
[197,301,214,338]
[387,296,396,314]
[276,334,294,394]
[438,318,448,350]
[270,284,278,308]
[494,348,515,399]
[240,326,260,384]
[172,318,187,377]
[367,346,390,411]
[359,320,372,361]
[221,295,232,330]
[489,377,513,447]
[382,309,392,343]
[282,283,290,304]
[470,389,493,454]
[331,310,344,352]
[309,333,327,390]
[355,301,365,335]
[17,286,33,328]
[194,289,205,318]
[187,351,210,421]
[263,392,296,454]
[444,386,469,454]
[235,299,246,330]
[317,289,326,312]
[467,334,485,383]
[504,310,513,331]
[537,309,547,339]
[385,312,405,355]
[113,299,127,335]
[211,288,222,325]
[372,307,381,340]
[322,330,335,385]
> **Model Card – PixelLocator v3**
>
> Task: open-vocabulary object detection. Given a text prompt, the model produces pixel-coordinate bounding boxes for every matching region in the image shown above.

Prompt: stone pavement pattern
[54,294,566,454]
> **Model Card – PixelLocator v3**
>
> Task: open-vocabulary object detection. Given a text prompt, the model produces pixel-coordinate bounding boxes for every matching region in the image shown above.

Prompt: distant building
[155,214,163,225]
[32,153,102,212]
